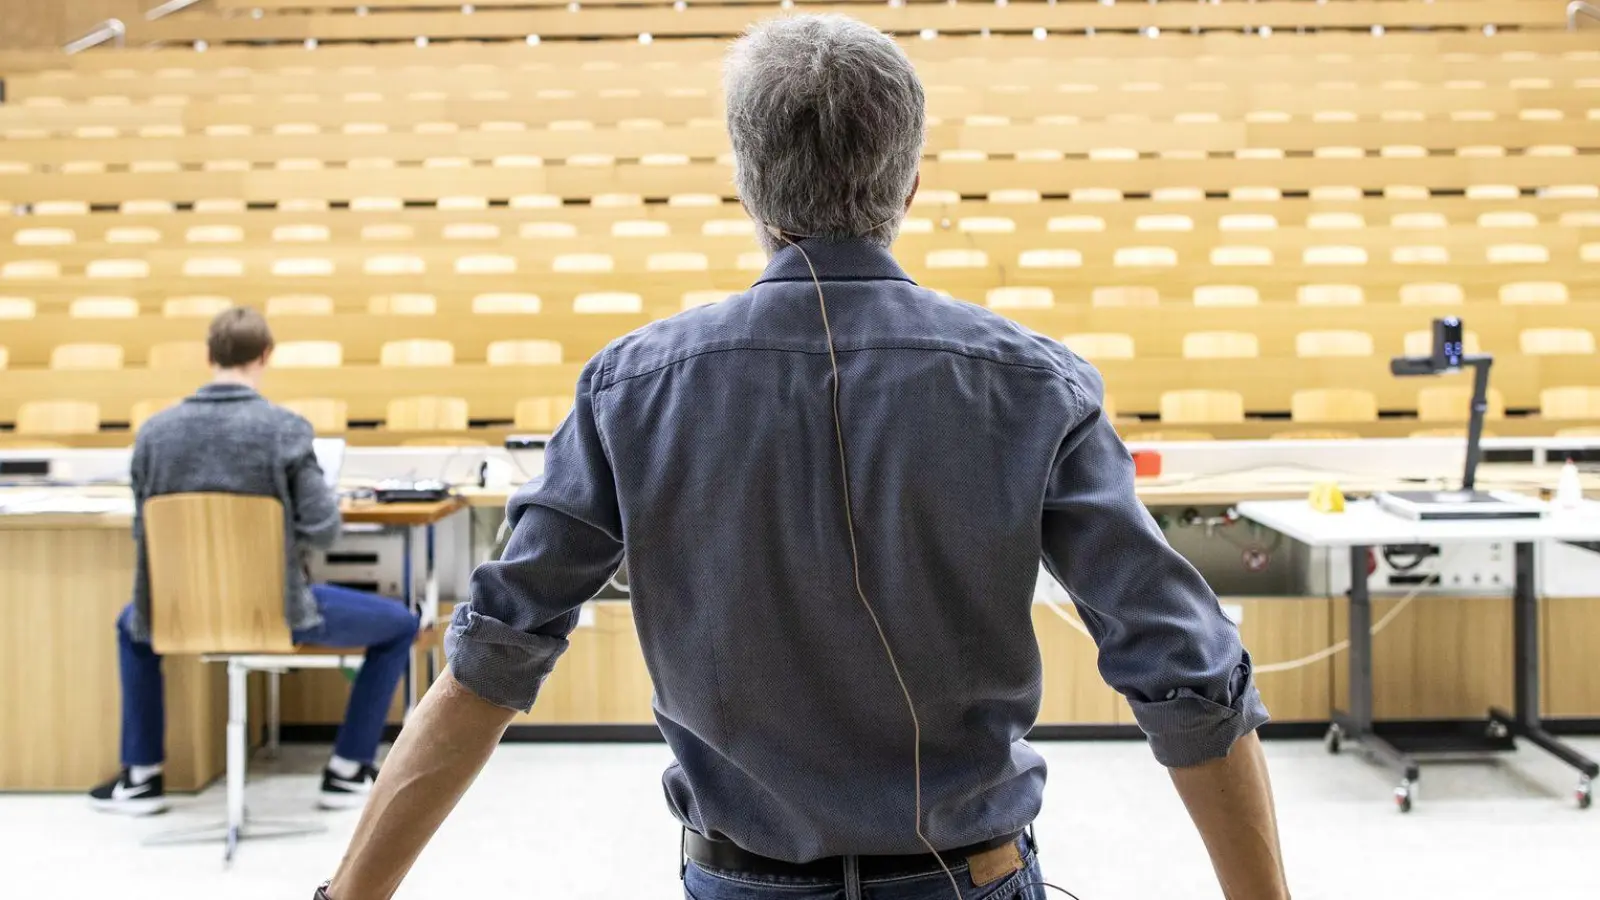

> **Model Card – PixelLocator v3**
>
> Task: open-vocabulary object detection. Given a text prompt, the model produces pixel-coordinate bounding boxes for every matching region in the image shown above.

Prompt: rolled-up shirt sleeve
[1041,370,1269,768]
[446,356,624,712]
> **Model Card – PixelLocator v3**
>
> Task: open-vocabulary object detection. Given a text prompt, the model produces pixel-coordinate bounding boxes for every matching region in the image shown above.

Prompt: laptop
[313,438,346,491]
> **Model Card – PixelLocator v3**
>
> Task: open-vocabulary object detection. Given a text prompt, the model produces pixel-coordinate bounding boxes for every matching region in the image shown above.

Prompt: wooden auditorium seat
[379,339,455,367]
[148,341,210,370]
[1290,389,1379,423]
[1062,334,1135,361]
[1417,386,1506,422]
[1541,387,1600,421]
[513,396,576,432]
[16,400,100,436]
[49,343,124,370]
[487,341,563,366]
[280,398,349,433]
[386,396,469,432]
[1521,328,1596,356]
[1159,390,1245,425]
[272,341,344,368]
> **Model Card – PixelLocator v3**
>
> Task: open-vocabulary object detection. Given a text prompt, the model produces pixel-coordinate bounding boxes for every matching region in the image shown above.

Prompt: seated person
[90,308,418,815]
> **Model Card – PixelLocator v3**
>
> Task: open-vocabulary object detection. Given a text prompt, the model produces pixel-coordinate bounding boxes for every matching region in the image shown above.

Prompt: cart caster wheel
[1395,781,1414,814]
[1487,721,1509,740]
[1324,725,1343,755]
[1578,778,1593,810]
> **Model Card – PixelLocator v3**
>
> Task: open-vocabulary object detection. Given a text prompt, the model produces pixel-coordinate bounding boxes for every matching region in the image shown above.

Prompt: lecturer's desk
[339,497,466,711]
[0,490,463,792]
[1236,499,1600,812]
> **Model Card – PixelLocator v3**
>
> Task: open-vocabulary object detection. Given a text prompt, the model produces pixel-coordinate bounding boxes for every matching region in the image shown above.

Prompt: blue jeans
[685,838,1045,900]
[118,584,419,766]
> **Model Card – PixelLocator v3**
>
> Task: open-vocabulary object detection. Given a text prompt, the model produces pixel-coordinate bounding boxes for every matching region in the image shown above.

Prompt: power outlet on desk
[1311,542,1516,596]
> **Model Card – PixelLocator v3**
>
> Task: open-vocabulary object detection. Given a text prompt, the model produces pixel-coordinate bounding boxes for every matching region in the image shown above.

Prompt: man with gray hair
[317,14,1289,900]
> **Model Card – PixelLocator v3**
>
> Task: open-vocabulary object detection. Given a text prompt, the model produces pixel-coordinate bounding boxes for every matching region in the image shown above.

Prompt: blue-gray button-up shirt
[446,238,1268,863]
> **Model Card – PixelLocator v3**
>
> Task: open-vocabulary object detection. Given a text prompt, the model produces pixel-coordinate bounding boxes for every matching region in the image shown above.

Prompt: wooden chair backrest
[16,399,100,435]
[387,395,468,431]
[281,397,349,433]
[1160,389,1245,424]
[145,493,293,655]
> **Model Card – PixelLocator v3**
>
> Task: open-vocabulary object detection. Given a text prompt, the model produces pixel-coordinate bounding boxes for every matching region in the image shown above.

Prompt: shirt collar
[189,382,261,403]
[752,238,917,287]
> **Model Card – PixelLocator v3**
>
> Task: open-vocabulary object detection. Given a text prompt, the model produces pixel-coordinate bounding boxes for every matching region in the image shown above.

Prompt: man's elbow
[1126,678,1271,769]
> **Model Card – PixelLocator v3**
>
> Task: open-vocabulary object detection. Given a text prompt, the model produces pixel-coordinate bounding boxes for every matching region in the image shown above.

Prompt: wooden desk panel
[342,497,466,527]
[1332,594,1515,720]
[0,523,225,791]
[1542,597,1600,718]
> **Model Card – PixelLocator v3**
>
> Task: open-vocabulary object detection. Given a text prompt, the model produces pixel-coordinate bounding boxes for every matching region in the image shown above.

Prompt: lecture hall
[1,0,1598,897]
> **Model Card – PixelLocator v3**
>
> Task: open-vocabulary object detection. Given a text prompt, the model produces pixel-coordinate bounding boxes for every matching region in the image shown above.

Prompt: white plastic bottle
[1556,458,1584,513]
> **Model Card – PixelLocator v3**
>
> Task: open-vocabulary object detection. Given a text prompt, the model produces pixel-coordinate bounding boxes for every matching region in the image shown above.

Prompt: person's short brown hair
[206,307,275,368]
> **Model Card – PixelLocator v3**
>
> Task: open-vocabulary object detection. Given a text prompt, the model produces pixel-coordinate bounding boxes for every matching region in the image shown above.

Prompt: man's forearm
[326,668,517,900]
[1168,731,1290,900]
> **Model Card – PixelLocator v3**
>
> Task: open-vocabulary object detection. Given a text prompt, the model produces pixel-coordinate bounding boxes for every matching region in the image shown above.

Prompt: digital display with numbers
[1434,317,1464,370]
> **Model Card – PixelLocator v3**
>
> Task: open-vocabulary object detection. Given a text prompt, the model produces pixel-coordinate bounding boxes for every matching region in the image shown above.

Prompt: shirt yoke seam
[595,343,1074,393]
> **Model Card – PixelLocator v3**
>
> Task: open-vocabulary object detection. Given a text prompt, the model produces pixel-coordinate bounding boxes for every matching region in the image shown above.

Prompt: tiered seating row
[132,2,1569,47]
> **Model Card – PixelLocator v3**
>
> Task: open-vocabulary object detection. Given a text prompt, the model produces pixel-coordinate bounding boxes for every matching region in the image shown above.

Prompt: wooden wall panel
[1235,598,1334,723]
[1543,597,1600,719]
[1034,605,1124,726]
[1333,595,1514,720]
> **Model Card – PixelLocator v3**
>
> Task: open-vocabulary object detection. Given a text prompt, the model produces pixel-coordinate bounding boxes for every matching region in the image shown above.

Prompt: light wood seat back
[16,399,100,435]
[513,395,575,431]
[1291,388,1378,423]
[487,340,563,366]
[380,339,455,367]
[1062,333,1135,361]
[1182,331,1259,359]
[1417,385,1506,421]
[387,395,468,431]
[50,342,124,370]
[145,493,293,655]
[131,398,182,432]
[1159,390,1244,424]
[1541,387,1600,421]
[148,341,210,370]
[281,397,349,433]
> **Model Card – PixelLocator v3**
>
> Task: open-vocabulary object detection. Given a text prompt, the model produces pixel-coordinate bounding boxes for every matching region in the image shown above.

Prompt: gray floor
[6,737,1598,898]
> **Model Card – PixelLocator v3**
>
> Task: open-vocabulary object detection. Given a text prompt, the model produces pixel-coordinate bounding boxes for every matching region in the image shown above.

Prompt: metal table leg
[401,524,416,718]
[1327,545,1421,811]
[1492,542,1599,808]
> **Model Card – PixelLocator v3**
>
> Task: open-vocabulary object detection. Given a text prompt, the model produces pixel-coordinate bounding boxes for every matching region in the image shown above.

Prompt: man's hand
[1168,731,1290,900]
[324,669,517,900]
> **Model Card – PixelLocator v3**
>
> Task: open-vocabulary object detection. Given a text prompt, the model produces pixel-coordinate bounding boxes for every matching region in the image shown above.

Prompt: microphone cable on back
[769,226,964,900]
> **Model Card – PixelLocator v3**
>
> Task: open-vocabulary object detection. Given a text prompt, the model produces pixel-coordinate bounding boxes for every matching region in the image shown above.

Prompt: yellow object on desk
[1308,481,1346,513]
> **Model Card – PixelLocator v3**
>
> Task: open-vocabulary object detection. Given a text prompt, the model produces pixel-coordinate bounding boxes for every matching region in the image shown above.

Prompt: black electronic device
[0,458,51,479]
[1376,317,1543,520]
[373,479,452,503]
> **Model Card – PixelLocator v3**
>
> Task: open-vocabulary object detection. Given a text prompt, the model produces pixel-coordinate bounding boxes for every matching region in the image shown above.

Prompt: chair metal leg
[227,658,247,844]
[145,658,325,863]
[266,669,281,761]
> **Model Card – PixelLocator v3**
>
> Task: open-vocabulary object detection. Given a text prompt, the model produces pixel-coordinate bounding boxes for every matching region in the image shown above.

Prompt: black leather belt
[683,829,1026,880]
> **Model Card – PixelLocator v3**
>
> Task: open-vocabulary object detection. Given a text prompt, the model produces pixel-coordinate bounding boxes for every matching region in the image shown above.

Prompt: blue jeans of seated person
[684,838,1045,900]
[118,584,419,767]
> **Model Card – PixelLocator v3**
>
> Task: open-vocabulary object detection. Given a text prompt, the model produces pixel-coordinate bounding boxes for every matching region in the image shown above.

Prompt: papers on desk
[0,493,133,516]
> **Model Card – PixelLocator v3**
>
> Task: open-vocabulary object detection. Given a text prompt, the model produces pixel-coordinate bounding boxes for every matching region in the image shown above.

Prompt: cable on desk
[1037,547,1460,675]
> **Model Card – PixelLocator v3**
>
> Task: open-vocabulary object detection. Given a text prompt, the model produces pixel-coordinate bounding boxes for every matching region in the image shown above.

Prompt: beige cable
[1037,547,1459,675]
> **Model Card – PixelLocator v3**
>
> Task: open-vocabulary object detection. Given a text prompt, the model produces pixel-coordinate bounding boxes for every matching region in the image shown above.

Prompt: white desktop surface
[1236,498,1600,548]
